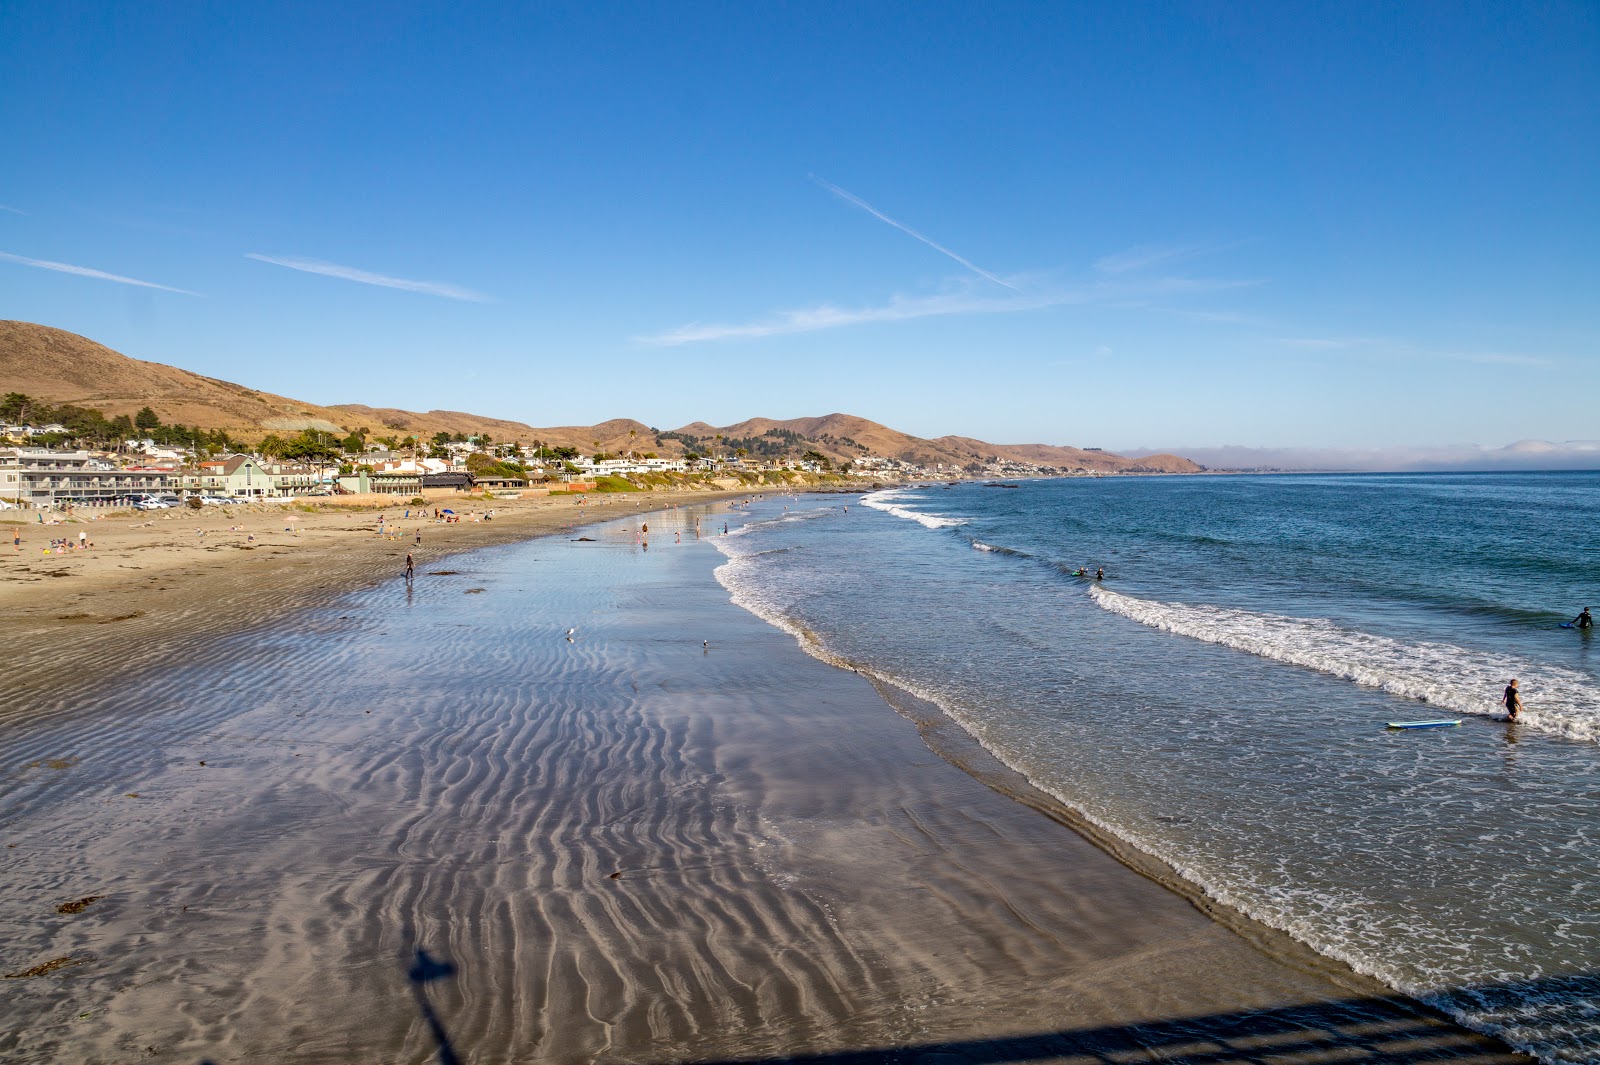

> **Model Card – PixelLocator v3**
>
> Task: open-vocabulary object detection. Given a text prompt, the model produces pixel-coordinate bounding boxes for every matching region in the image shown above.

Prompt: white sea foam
[723,506,835,538]
[1089,585,1600,745]
[860,488,967,530]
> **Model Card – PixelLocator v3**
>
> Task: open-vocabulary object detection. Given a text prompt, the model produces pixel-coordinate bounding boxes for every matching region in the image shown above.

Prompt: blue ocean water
[714,474,1600,1064]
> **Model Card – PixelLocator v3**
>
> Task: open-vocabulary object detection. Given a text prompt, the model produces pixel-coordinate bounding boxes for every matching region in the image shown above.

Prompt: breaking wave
[860,489,968,530]
[1089,585,1600,745]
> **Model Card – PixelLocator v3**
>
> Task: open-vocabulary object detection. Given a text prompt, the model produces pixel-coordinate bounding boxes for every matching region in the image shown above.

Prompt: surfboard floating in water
[1386,719,1463,730]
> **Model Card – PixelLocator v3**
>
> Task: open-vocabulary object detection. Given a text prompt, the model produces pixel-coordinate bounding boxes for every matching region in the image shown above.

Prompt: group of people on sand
[44,532,91,552]
[1501,608,1591,723]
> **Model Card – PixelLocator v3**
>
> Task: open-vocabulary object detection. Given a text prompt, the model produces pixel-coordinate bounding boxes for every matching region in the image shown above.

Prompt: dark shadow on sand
[656,972,1600,1065]
[409,947,461,1065]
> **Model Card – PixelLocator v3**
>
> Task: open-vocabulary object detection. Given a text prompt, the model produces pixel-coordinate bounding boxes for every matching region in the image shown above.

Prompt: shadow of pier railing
[643,972,1600,1065]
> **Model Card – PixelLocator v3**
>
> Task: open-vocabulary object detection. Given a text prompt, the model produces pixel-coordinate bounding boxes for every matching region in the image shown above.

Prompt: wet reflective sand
[0,510,1525,1063]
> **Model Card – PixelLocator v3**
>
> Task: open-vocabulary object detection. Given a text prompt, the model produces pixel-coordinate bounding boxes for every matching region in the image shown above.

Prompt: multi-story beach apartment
[0,448,176,506]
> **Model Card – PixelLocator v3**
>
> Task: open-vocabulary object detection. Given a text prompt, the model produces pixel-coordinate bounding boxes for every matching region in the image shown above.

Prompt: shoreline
[714,549,1534,1058]
[0,498,1529,1062]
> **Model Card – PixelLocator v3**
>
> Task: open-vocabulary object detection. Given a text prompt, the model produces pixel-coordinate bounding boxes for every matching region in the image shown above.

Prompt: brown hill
[0,320,352,436]
[1,320,1200,473]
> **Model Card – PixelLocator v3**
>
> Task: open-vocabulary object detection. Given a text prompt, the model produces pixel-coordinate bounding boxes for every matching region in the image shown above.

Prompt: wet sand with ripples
[0,503,1526,1063]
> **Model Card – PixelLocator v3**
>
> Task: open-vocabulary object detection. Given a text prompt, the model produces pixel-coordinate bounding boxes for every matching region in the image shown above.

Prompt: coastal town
[0,393,1113,511]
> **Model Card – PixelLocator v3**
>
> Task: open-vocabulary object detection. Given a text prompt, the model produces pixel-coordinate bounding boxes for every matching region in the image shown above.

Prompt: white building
[0,449,176,506]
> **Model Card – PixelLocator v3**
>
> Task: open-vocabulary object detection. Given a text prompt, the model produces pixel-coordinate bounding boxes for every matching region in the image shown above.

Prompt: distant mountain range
[0,320,1201,474]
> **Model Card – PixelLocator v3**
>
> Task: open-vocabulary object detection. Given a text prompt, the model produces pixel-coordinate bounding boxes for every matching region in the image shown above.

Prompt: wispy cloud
[811,176,1019,291]
[1447,350,1552,367]
[1276,335,1553,367]
[637,275,1255,346]
[0,251,200,295]
[246,253,490,302]
[0,205,27,216]
[1096,244,1200,274]
[639,290,1048,345]
[1149,307,1264,326]
[1275,336,1381,350]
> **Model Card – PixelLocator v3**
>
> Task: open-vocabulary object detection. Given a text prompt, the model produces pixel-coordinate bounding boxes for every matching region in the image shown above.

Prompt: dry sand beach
[0,496,1526,1063]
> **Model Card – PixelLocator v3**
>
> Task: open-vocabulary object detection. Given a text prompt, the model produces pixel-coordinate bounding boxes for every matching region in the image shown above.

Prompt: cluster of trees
[1,392,240,453]
[464,452,541,482]
[255,428,351,466]
[658,426,832,462]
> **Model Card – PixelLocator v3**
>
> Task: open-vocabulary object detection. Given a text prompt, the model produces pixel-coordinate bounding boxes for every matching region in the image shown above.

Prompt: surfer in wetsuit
[1095,567,1104,581]
[1502,678,1521,722]
[1573,607,1593,629]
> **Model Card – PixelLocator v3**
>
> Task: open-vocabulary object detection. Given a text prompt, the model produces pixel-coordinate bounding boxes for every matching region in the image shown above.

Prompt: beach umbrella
[441,508,454,514]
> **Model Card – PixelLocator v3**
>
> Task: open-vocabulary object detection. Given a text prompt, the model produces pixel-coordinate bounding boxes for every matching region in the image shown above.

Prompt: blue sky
[2,2,1596,454]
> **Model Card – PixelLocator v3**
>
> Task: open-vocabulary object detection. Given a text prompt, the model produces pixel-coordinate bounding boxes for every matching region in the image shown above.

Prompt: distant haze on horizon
[1143,440,1600,473]
[1,3,1595,454]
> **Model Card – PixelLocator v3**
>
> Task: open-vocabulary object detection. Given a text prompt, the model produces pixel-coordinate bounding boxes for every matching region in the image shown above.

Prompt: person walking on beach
[1503,678,1522,722]
[405,552,415,581]
[13,530,20,552]
[1573,607,1593,629]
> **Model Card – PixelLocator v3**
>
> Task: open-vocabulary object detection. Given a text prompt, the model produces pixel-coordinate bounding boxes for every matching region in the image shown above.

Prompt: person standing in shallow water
[1502,678,1522,721]
[1573,607,1593,629]
[405,552,415,581]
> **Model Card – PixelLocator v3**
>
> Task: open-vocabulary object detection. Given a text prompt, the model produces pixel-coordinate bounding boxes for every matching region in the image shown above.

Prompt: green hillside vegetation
[592,475,641,492]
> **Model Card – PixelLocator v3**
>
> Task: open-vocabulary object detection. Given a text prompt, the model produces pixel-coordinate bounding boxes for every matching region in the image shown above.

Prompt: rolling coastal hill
[1,320,1200,473]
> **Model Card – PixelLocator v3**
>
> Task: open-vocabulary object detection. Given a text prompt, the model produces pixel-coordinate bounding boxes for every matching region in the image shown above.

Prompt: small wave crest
[1088,586,1600,744]
[860,489,967,530]
[971,540,1031,558]
[722,506,835,538]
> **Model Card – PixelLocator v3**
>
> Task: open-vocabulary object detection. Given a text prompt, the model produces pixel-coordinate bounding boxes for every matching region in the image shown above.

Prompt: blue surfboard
[1386,719,1462,730]
[1560,622,1575,628]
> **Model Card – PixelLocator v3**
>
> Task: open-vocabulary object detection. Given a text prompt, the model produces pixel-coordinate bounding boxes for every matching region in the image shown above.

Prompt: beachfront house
[182,455,273,499]
[0,448,177,506]
[266,462,321,496]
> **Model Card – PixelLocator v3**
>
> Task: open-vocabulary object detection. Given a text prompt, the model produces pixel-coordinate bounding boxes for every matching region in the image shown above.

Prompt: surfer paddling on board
[1573,607,1593,629]
[1502,678,1522,722]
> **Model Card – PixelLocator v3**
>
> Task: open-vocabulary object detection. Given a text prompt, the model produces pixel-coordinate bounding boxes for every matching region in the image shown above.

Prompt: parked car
[199,495,234,505]
[133,494,180,510]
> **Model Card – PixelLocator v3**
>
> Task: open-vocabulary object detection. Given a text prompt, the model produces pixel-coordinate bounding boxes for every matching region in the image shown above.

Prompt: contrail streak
[246,253,490,302]
[0,251,200,295]
[811,176,1018,291]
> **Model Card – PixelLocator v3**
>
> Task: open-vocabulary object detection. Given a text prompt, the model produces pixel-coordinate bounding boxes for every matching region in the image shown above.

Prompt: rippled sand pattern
[0,517,1524,1063]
